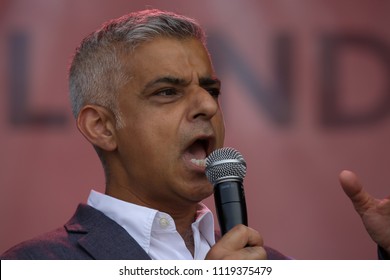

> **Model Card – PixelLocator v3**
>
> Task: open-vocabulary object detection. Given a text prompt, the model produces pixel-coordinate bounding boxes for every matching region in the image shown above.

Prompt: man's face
[114,37,225,211]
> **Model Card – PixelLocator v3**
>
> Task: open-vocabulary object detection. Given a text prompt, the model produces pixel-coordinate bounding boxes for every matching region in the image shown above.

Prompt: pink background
[1,0,390,259]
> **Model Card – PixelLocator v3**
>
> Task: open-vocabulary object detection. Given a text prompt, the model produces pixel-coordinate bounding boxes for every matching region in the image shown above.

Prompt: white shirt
[87,190,215,259]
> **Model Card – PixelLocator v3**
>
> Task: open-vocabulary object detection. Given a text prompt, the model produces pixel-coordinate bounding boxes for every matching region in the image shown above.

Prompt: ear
[76,105,117,152]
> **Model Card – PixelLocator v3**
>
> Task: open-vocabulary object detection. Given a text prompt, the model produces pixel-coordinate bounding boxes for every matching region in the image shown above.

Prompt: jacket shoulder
[1,204,150,260]
[1,226,91,260]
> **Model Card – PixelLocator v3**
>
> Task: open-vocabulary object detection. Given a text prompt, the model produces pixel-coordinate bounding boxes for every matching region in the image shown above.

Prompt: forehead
[127,37,215,81]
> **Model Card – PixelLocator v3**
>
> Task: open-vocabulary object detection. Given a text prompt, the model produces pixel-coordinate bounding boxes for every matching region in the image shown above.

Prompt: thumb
[339,170,374,215]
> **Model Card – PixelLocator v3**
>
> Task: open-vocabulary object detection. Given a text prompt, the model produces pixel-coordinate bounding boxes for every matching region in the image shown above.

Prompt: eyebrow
[199,77,221,88]
[143,75,221,91]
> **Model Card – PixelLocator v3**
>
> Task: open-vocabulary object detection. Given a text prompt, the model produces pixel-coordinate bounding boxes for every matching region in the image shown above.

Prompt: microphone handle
[214,180,248,235]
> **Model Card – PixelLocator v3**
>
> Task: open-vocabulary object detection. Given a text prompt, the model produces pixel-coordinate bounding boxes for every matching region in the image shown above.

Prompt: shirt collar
[193,203,215,247]
[87,190,157,253]
[87,190,215,255]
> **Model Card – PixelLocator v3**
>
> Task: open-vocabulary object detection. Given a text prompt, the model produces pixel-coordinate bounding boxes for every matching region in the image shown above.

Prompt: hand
[339,170,390,255]
[205,224,267,260]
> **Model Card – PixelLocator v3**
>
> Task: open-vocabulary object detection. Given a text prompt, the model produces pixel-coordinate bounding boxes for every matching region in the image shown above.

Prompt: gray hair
[68,9,206,128]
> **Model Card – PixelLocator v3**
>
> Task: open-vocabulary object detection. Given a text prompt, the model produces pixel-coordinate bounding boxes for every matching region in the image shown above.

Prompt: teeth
[190,159,206,167]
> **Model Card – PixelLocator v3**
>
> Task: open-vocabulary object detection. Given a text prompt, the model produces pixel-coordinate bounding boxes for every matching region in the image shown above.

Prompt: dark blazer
[1,204,289,260]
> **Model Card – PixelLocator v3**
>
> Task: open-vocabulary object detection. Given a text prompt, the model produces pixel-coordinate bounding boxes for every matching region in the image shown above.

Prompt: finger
[242,245,267,260]
[339,170,374,214]
[226,245,268,260]
[206,225,264,260]
[221,224,263,250]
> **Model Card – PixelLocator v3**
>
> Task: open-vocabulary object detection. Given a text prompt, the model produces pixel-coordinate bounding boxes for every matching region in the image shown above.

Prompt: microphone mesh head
[205,147,247,185]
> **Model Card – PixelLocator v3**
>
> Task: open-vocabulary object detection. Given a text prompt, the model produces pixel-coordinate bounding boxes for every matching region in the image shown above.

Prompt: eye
[155,88,178,96]
[150,88,183,104]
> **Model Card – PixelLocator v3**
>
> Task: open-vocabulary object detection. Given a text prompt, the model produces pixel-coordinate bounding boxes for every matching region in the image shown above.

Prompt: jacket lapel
[65,204,151,260]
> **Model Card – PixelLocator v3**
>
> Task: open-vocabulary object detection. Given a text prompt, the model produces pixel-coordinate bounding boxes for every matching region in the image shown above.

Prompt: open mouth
[183,137,214,169]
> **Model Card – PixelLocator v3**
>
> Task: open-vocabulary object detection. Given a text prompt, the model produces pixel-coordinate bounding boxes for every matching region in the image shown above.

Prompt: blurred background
[1,0,390,259]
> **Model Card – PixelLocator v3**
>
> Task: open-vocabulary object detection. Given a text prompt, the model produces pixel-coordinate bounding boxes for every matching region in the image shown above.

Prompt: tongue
[187,141,207,160]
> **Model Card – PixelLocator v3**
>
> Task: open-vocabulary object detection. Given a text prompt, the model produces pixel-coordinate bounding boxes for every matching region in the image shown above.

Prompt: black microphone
[205,147,248,235]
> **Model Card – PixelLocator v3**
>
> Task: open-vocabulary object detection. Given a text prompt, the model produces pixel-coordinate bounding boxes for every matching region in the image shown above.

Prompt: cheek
[118,126,167,174]
[130,119,176,156]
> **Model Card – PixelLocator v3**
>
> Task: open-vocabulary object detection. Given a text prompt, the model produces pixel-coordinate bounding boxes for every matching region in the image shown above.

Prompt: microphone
[205,147,248,235]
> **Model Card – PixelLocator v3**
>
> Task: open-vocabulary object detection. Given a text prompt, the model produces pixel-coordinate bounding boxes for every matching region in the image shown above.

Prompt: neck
[180,227,195,256]
[171,208,198,257]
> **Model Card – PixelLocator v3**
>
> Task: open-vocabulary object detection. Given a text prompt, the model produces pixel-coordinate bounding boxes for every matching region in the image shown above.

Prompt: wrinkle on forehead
[129,38,214,80]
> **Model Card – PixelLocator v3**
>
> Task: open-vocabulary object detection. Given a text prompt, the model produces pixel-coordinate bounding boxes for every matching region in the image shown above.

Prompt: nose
[188,86,220,121]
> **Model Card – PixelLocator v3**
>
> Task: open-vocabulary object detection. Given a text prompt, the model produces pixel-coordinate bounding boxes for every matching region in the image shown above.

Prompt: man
[1,9,389,260]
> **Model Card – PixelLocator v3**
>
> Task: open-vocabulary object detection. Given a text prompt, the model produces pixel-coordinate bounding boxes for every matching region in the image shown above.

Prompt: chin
[187,183,214,202]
